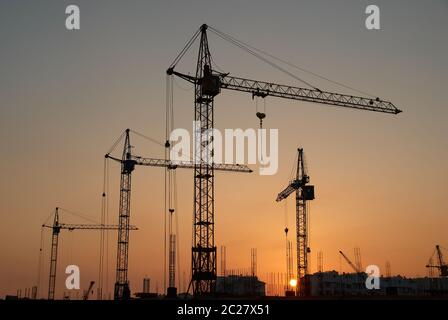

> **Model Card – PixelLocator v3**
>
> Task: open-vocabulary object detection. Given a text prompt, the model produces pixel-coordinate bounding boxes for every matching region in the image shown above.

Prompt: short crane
[107,129,252,300]
[83,281,95,300]
[426,245,448,277]
[42,207,137,300]
[339,250,362,274]
[276,148,314,295]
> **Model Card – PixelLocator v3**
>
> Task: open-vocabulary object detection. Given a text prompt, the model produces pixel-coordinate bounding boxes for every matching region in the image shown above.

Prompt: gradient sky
[0,0,447,298]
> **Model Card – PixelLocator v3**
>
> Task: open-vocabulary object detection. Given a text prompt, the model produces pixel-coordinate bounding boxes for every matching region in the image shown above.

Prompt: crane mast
[114,129,133,300]
[167,24,223,295]
[295,149,313,295]
[189,24,218,296]
[47,208,61,300]
[436,245,446,273]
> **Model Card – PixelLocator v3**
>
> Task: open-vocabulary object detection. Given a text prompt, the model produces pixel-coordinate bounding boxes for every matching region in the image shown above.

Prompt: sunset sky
[0,0,447,299]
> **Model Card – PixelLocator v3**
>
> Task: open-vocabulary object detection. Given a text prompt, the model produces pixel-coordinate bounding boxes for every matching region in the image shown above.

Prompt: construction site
[1,1,447,309]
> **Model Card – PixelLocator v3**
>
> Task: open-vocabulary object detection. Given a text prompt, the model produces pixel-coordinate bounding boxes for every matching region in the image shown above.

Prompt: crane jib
[168,69,401,114]
[220,76,401,114]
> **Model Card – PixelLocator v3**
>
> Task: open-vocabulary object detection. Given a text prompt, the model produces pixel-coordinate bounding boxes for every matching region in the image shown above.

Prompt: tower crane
[42,207,137,300]
[83,281,95,300]
[426,245,448,277]
[276,148,314,296]
[167,24,401,296]
[339,250,362,274]
[106,129,252,300]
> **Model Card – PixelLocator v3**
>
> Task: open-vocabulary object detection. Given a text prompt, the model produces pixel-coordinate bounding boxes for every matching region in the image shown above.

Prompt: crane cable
[38,207,58,299]
[98,156,109,300]
[42,208,56,226]
[164,75,171,293]
[58,207,99,224]
[173,170,181,291]
[208,26,376,98]
[288,151,298,185]
[166,73,182,292]
[167,24,320,91]
[168,27,201,70]
[167,25,376,97]
[165,74,175,293]
[104,156,110,299]
[37,226,45,299]
[106,131,126,156]
[130,129,165,149]
[208,26,319,90]
[106,130,165,160]
[173,77,194,91]
[284,197,289,235]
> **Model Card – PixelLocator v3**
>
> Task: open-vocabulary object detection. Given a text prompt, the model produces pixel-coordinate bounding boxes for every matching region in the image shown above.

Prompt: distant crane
[354,247,363,272]
[83,281,95,300]
[276,148,314,295]
[42,207,137,300]
[385,261,391,278]
[106,129,252,299]
[167,23,401,296]
[426,245,448,277]
[339,250,362,273]
[317,251,323,273]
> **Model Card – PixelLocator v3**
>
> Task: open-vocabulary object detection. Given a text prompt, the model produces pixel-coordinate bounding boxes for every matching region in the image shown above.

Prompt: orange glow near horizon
[1,1,447,299]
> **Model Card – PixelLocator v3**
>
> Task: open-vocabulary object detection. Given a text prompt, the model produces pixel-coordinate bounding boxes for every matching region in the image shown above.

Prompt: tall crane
[106,129,252,300]
[167,24,401,296]
[276,148,314,295]
[426,245,448,277]
[42,207,137,300]
[339,250,362,273]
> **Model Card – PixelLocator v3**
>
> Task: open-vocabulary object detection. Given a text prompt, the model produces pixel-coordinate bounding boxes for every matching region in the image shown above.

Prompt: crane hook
[256,112,266,129]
